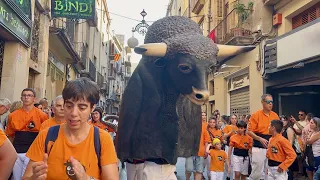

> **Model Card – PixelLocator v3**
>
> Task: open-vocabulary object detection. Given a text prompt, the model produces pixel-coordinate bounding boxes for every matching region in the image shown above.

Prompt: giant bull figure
[116,16,254,164]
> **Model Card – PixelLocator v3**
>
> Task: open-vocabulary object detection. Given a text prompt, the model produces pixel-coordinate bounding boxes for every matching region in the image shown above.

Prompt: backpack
[44,125,101,169]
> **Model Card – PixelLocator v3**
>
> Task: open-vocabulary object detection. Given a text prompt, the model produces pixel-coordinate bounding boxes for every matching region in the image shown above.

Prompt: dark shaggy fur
[116,16,218,165]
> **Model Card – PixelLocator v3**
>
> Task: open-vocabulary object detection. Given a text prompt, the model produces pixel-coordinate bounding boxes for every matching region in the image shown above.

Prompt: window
[292,2,320,29]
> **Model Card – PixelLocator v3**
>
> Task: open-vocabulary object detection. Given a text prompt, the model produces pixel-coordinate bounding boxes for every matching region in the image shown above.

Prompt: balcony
[73,42,87,69]
[264,19,320,75]
[89,60,96,82]
[107,68,116,80]
[263,0,281,6]
[97,72,104,87]
[49,18,81,65]
[191,0,205,14]
[125,61,131,67]
[212,9,254,46]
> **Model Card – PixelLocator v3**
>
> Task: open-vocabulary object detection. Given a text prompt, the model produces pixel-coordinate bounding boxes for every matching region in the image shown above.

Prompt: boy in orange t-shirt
[206,138,230,180]
[267,120,296,180]
[228,120,253,180]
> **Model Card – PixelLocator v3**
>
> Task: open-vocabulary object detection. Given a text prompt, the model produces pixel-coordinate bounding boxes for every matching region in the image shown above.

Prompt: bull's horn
[134,43,167,57]
[217,44,256,58]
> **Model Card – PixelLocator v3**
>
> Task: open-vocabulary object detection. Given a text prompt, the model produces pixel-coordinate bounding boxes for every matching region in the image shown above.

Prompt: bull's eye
[178,64,192,73]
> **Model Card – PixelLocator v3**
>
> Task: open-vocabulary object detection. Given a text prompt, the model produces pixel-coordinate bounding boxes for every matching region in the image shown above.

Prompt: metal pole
[188,0,191,18]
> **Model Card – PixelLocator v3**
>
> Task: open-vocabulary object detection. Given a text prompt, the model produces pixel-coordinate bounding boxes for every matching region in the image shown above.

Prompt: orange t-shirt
[198,122,211,157]
[266,134,297,171]
[26,124,118,179]
[6,107,48,136]
[208,128,223,141]
[248,110,280,135]
[210,149,227,172]
[229,134,253,150]
[40,118,65,130]
[0,129,7,146]
[90,121,116,133]
[223,125,238,137]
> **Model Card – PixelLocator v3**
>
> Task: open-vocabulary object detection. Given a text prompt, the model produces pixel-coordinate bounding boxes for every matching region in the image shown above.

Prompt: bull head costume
[116,16,254,164]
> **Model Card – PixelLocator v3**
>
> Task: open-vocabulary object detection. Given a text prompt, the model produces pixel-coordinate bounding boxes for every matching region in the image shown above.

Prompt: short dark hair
[271,120,283,133]
[21,88,36,97]
[209,116,217,121]
[299,110,307,115]
[237,120,247,128]
[62,78,99,107]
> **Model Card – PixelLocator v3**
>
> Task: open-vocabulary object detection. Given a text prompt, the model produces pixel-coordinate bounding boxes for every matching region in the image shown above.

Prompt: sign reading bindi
[51,0,95,19]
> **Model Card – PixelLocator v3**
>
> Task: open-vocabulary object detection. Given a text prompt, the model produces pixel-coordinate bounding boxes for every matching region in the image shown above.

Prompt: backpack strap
[44,125,60,154]
[93,126,101,169]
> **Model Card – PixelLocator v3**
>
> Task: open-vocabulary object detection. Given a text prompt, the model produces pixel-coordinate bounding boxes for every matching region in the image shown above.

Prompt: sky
[107,0,169,63]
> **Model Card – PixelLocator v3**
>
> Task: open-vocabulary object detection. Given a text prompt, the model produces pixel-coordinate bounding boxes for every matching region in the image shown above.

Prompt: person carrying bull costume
[115,16,255,180]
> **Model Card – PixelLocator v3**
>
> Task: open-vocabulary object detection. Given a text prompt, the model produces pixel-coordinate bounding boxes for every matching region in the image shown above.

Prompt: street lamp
[127,9,150,49]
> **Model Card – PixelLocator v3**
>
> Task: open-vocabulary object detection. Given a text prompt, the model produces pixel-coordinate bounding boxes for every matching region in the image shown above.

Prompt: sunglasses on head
[264,100,273,104]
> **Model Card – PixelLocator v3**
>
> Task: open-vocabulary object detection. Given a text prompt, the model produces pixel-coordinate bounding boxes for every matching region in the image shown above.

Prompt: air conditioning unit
[273,13,282,26]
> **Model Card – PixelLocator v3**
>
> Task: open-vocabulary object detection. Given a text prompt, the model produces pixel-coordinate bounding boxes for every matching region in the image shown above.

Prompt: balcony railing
[97,72,104,87]
[50,18,75,44]
[212,9,254,46]
[89,60,96,82]
[73,42,87,67]
[191,0,205,14]
[108,67,116,80]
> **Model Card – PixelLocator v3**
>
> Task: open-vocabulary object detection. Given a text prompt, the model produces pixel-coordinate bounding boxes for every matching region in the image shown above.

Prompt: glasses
[22,94,34,98]
[264,100,273,104]
[298,114,304,116]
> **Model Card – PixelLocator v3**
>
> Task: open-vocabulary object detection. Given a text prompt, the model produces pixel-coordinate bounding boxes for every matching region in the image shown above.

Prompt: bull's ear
[134,43,167,57]
[217,45,255,58]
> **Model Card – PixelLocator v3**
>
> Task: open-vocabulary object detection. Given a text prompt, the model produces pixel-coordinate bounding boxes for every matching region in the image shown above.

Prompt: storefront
[264,18,320,117]
[0,0,32,100]
[227,71,250,117]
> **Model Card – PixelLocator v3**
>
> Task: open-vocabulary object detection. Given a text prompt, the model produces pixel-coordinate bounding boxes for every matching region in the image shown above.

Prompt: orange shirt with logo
[6,108,48,136]
[266,134,297,171]
[40,118,65,131]
[0,129,7,146]
[230,134,253,150]
[26,124,118,179]
[198,122,211,157]
[248,110,279,135]
[209,149,227,172]
[208,128,223,141]
[223,125,238,137]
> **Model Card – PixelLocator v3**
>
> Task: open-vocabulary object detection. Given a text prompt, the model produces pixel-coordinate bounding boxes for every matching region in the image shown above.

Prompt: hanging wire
[95,8,155,23]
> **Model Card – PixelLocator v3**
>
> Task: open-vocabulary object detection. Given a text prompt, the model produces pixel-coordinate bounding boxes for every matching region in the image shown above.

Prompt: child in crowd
[206,116,224,178]
[206,138,230,180]
[267,120,297,180]
[228,120,253,180]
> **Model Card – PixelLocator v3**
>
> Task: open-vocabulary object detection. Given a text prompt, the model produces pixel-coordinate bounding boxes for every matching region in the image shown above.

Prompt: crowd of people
[0,78,319,180]
[0,78,119,180]
[185,94,319,180]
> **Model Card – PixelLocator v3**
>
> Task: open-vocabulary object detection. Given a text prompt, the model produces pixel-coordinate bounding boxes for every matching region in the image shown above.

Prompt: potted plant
[232,1,254,37]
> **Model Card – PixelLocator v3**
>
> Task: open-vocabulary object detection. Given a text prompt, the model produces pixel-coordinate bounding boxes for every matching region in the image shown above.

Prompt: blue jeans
[185,156,205,173]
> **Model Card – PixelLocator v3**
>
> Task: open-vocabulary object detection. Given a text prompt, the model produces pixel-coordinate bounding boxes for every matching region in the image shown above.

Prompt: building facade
[263,0,320,117]
[166,0,320,119]
[0,0,130,113]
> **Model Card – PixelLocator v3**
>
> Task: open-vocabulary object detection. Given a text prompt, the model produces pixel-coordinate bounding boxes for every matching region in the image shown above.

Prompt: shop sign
[14,0,31,17]
[49,51,65,73]
[51,0,95,19]
[0,0,31,46]
[228,73,249,91]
